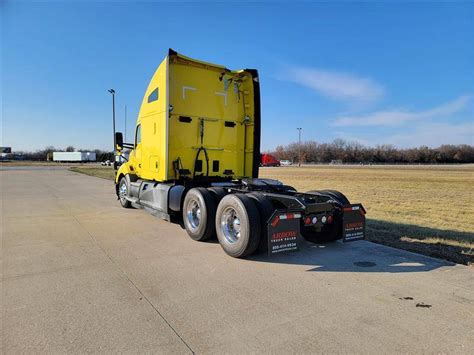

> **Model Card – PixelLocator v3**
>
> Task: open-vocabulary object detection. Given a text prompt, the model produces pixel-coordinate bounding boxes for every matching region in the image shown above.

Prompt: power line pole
[297,127,302,167]
[108,89,116,152]
[124,105,127,142]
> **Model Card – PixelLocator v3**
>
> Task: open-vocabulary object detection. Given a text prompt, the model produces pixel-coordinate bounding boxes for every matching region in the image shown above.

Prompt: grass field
[69,164,474,265]
[69,166,114,180]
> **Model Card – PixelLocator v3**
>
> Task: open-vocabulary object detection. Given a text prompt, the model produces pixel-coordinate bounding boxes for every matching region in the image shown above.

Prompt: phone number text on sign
[271,241,297,253]
[269,229,298,254]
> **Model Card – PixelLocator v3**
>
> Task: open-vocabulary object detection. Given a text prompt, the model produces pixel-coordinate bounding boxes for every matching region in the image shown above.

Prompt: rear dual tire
[182,188,217,241]
[182,189,274,258]
[307,189,350,207]
[247,192,275,253]
[215,194,261,258]
[207,187,227,202]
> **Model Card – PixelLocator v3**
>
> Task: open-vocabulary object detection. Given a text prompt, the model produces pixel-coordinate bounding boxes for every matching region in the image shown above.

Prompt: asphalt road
[2,168,473,353]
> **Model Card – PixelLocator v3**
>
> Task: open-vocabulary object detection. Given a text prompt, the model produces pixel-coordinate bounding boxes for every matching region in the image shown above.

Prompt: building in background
[52,151,96,162]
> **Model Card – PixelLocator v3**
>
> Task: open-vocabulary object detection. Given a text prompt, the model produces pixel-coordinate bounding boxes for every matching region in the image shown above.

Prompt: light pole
[297,127,302,167]
[108,89,116,152]
[124,104,127,142]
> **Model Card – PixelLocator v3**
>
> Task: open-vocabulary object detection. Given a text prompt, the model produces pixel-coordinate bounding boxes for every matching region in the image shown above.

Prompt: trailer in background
[53,152,96,162]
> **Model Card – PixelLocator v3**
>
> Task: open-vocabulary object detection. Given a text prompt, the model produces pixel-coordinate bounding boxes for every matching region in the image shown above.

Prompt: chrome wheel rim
[220,207,241,244]
[186,199,201,231]
[119,181,127,203]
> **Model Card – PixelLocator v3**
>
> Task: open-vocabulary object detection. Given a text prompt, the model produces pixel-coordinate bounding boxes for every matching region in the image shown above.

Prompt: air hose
[193,118,210,178]
[193,147,209,178]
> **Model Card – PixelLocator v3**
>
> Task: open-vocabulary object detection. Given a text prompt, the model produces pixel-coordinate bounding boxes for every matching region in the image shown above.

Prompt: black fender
[168,185,186,212]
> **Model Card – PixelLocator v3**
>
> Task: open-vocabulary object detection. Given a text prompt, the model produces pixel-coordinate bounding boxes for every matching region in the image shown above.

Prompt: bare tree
[269,140,474,164]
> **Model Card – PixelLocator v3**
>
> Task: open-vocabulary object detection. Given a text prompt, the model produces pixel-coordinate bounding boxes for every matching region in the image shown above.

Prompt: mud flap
[342,204,366,242]
[267,210,302,255]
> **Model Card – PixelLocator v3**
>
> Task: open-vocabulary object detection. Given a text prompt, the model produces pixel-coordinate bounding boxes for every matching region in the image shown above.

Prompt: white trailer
[53,152,96,162]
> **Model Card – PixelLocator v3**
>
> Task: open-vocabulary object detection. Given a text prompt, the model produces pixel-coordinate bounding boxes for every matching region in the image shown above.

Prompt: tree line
[6,141,474,164]
[269,139,474,164]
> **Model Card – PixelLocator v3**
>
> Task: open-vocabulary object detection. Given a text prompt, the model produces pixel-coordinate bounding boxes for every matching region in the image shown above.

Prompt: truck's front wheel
[118,177,132,208]
[183,188,217,241]
[215,194,261,258]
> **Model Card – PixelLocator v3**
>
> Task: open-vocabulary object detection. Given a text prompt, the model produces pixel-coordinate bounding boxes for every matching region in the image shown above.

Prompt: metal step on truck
[113,49,366,258]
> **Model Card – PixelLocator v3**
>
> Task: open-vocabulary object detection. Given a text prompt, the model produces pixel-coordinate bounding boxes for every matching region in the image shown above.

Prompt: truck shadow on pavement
[248,241,453,273]
[247,219,472,273]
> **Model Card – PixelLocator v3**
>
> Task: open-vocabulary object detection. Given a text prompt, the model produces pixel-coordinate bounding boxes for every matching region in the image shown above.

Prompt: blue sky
[2,1,473,151]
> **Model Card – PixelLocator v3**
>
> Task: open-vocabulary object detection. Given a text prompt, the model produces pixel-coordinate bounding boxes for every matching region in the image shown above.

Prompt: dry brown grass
[70,164,474,265]
[69,166,114,180]
[261,164,474,265]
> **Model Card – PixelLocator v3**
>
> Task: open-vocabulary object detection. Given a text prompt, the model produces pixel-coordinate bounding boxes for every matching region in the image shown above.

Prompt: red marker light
[305,217,311,225]
[271,216,280,227]
[327,215,333,224]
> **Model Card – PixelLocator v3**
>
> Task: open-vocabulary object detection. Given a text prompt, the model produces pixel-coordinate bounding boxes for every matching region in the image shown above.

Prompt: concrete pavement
[1,168,473,353]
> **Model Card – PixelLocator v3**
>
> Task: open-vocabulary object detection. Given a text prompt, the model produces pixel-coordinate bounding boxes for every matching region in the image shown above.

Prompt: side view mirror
[115,132,123,150]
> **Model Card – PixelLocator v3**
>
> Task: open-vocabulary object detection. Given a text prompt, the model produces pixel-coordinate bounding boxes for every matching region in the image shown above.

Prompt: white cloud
[385,122,474,147]
[333,122,474,148]
[332,95,471,127]
[333,131,372,146]
[282,66,384,104]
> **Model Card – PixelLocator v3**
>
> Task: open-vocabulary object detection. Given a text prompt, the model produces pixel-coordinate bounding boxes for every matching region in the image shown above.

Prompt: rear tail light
[304,215,331,225]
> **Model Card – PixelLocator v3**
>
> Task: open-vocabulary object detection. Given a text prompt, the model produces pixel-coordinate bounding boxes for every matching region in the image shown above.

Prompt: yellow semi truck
[114,49,366,258]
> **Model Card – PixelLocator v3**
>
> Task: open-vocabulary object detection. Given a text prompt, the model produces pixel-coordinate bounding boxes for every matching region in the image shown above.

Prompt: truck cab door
[132,124,143,175]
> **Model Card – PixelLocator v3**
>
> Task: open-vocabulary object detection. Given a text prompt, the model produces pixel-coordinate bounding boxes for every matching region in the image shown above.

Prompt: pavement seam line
[37,178,195,353]
[40,171,196,355]
[71,214,195,354]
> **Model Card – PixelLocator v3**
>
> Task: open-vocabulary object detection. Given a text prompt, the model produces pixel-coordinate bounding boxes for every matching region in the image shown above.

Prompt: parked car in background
[101,160,113,166]
[280,160,293,166]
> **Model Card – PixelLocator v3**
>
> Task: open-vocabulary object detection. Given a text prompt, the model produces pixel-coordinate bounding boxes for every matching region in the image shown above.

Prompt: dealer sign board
[267,211,301,255]
[342,204,366,242]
